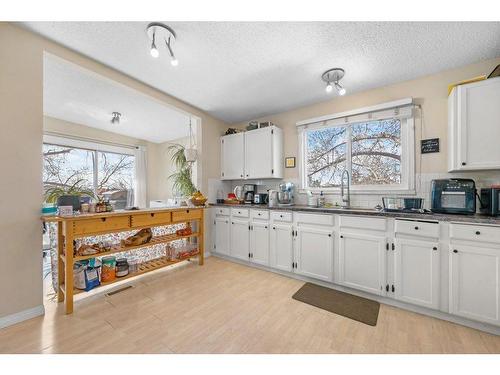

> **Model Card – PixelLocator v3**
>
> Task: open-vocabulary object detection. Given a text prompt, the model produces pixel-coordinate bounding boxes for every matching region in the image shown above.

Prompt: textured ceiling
[25,22,500,124]
[44,54,191,143]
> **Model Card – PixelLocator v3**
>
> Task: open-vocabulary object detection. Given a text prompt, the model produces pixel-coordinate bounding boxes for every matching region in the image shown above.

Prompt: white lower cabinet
[230,218,250,261]
[270,223,293,272]
[394,238,440,309]
[339,232,387,295]
[250,220,270,266]
[295,226,333,282]
[214,216,230,256]
[450,244,500,326]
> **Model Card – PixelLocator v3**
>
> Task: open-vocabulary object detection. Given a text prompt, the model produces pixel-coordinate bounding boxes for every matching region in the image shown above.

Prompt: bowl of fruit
[190,190,207,206]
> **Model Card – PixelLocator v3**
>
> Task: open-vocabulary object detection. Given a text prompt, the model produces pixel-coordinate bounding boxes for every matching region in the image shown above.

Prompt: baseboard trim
[212,253,500,336]
[0,305,45,329]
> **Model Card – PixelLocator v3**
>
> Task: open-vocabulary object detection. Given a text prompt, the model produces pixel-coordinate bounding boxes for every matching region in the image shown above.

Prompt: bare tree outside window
[305,118,402,188]
[43,144,135,208]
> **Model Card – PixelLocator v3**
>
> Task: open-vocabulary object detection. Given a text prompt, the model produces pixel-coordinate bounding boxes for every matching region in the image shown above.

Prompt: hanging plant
[168,143,196,197]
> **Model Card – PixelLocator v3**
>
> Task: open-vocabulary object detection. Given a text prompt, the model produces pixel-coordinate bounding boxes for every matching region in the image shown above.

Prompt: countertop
[41,206,205,222]
[209,203,500,225]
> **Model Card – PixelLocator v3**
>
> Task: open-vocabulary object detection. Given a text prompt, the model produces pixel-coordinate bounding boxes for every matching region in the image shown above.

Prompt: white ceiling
[25,22,500,124]
[43,54,191,143]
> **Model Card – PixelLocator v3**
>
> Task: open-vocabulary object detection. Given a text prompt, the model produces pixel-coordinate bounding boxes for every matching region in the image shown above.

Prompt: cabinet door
[230,218,250,261]
[250,221,270,266]
[339,232,386,295]
[394,238,440,309]
[221,133,245,179]
[270,223,293,272]
[450,244,500,326]
[457,78,500,170]
[214,216,230,256]
[295,226,333,282]
[244,127,273,179]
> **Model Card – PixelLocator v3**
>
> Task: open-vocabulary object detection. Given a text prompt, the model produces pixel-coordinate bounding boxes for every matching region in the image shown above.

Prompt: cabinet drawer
[395,220,439,238]
[231,208,249,218]
[251,209,269,220]
[339,215,386,231]
[296,212,334,227]
[271,211,293,222]
[214,207,230,216]
[131,212,171,228]
[172,209,203,222]
[450,223,500,244]
[73,216,130,235]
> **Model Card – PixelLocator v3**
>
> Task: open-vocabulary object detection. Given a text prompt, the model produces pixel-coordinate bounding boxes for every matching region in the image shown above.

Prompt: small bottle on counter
[318,191,326,207]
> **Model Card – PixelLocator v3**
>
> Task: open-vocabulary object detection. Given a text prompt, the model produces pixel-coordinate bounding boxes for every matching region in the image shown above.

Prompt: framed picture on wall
[285,157,296,168]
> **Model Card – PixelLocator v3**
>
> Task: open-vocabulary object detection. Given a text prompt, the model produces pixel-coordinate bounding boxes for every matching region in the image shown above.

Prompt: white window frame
[297,99,415,195]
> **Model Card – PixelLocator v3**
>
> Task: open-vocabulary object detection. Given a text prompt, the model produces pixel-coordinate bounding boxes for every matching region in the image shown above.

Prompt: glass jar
[115,258,129,277]
[101,256,116,282]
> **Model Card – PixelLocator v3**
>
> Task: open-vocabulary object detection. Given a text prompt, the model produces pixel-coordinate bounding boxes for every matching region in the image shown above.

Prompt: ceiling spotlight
[150,31,159,58]
[111,112,121,124]
[146,22,178,66]
[321,68,346,96]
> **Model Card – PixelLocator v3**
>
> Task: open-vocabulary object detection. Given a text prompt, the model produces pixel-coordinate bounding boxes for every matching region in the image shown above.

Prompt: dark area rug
[292,282,380,326]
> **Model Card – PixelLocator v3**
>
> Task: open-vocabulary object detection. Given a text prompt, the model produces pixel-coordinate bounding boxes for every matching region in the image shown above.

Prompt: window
[43,142,136,209]
[299,101,414,192]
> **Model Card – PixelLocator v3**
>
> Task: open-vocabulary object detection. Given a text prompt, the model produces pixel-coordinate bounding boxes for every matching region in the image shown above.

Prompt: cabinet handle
[280,215,283,218]
[232,222,234,225]
[453,249,458,253]
[258,213,261,216]
[101,217,106,222]
[461,162,466,166]
[246,174,249,177]
[414,226,419,230]
[150,213,155,217]
[273,226,276,230]
[475,231,481,235]
[240,174,243,177]
[265,226,268,229]
[328,233,332,237]
[186,209,190,213]
[432,247,438,251]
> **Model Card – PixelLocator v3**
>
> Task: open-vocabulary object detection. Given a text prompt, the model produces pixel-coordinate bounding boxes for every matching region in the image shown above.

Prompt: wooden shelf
[61,232,199,263]
[68,253,199,296]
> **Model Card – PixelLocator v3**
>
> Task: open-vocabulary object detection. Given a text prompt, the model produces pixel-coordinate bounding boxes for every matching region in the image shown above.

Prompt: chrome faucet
[341,169,350,208]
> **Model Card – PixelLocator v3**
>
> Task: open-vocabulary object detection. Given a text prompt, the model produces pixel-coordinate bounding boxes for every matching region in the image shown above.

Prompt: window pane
[97,151,135,209]
[306,127,347,187]
[43,144,95,196]
[351,119,401,185]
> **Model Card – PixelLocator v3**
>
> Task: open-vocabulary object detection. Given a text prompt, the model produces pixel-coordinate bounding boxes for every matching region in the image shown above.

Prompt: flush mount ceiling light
[146,22,178,66]
[322,68,346,96]
[111,112,121,124]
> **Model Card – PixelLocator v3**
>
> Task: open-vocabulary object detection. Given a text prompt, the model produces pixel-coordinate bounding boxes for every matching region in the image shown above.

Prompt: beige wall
[232,57,500,179]
[0,22,227,321]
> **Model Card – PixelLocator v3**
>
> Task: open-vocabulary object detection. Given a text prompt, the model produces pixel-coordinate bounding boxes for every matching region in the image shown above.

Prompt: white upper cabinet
[450,244,500,326]
[295,226,334,282]
[394,238,440,309]
[448,77,500,171]
[221,132,245,179]
[221,126,283,180]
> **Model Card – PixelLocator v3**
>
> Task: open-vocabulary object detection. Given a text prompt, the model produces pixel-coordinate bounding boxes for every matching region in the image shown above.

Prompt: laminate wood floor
[1,257,499,354]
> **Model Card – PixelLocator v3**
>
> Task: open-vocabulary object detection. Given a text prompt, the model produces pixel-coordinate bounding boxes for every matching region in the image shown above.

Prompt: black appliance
[431,179,476,215]
[480,188,500,216]
[243,184,257,204]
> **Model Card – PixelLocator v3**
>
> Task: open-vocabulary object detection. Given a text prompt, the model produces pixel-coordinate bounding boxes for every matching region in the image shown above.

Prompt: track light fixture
[146,22,178,66]
[321,68,346,96]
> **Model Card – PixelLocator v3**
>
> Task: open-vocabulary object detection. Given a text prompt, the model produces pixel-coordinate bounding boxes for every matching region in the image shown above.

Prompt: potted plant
[168,143,197,198]
[44,179,95,210]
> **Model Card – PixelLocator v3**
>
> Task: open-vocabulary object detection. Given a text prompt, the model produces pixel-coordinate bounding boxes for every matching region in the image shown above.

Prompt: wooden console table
[42,207,205,314]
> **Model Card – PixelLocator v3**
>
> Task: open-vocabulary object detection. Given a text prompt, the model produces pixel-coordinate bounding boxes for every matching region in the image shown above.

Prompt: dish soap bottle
[318,191,326,207]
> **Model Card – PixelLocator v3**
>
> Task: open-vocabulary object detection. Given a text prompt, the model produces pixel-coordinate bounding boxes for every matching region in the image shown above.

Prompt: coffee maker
[243,184,257,204]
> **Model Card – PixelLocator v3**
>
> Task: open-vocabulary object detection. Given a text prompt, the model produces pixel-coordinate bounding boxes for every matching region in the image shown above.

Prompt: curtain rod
[43,131,141,150]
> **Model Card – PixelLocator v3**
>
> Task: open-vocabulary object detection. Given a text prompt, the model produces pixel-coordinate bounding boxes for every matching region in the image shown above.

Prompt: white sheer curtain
[134,146,148,208]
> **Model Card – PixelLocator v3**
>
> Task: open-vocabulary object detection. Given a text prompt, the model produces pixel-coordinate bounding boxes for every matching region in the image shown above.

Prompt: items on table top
[121,228,153,247]
[115,258,129,277]
[176,224,192,237]
[101,256,116,282]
